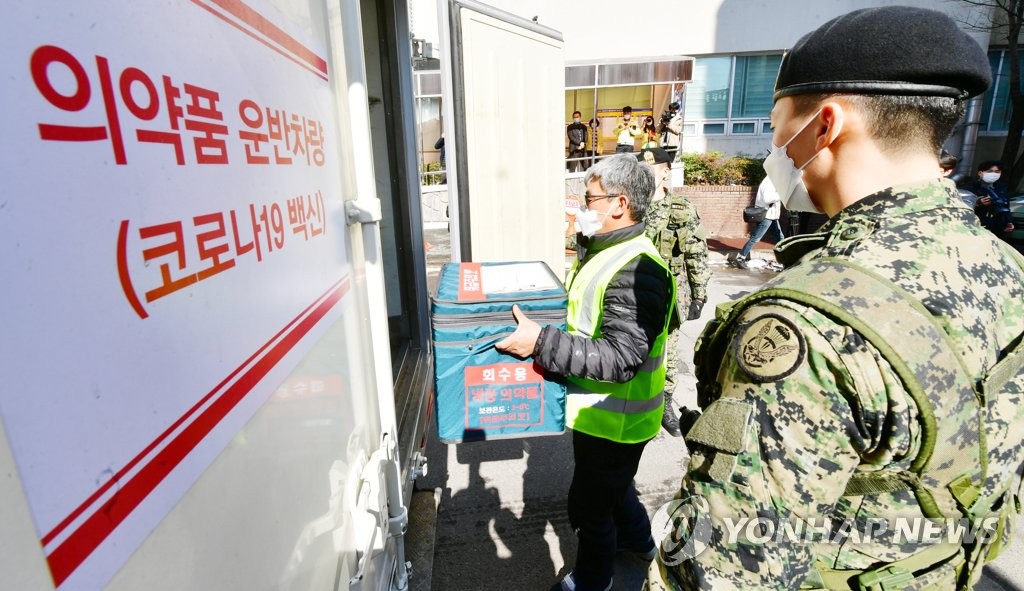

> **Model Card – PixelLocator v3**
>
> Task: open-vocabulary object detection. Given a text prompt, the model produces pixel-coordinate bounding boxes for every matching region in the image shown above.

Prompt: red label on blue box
[456,262,483,301]
[464,362,544,429]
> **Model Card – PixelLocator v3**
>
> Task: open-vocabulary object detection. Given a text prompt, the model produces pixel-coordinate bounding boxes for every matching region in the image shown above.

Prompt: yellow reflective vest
[564,233,675,443]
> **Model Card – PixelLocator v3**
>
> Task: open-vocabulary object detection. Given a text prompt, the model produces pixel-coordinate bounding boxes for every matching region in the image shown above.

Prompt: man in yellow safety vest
[498,153,676,591]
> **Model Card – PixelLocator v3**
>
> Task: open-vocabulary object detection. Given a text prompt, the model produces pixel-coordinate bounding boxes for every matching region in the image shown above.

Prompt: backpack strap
[698,257,983,518]
[693,246,1024,589]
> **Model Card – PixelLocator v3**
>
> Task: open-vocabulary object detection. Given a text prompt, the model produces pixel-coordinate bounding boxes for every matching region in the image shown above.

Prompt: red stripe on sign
[43,277,349,586]
[192,0,328,81]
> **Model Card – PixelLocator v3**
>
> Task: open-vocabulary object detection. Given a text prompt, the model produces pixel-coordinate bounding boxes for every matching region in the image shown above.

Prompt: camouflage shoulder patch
[732,313,805,383]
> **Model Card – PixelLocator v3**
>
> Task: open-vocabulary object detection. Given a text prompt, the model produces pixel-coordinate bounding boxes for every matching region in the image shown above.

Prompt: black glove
[687,299,705,320]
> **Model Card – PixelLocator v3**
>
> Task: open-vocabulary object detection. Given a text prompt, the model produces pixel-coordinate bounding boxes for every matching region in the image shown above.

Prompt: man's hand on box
[496,304,541,358]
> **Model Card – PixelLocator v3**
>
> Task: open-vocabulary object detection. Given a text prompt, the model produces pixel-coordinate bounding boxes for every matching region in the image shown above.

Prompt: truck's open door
[439,0,566,276]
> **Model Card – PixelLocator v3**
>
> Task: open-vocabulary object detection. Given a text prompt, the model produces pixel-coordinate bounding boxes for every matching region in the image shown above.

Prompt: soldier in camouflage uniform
[647,7,1024,590]
[638,148,711,437]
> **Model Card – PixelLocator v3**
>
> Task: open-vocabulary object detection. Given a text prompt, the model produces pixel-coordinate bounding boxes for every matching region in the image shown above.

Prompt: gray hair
[584,154,655,221]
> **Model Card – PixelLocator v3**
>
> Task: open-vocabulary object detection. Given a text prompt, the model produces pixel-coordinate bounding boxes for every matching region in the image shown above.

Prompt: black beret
[774,6,991,101]
[637,147,673,166]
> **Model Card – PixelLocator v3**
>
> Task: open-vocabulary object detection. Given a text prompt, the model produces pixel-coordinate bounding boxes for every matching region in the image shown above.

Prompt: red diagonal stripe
[204,0,327,76]
[44,278,348,586]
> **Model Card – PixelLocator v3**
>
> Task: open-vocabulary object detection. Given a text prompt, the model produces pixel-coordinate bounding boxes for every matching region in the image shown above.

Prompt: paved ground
[412,226,1024,591]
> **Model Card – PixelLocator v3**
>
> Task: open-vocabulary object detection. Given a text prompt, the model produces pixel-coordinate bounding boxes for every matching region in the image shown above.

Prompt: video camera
[659,102,680,128]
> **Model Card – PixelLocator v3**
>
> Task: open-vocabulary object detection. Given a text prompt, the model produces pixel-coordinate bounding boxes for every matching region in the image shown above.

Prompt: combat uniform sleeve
[680,201,710,302]
[651,300,921,590]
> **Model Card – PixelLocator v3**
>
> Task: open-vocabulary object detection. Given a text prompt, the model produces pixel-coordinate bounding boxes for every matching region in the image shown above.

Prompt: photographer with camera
[659,102,682,160]
[641,116,659,149]
[613,105,644,153]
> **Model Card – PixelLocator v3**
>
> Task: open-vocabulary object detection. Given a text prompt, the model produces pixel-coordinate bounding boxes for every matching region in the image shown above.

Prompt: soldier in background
[639,148,710,437]
[648,6,1024,589]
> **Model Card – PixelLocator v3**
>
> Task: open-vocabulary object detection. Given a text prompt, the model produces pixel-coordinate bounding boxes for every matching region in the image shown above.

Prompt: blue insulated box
[431,261,568,443]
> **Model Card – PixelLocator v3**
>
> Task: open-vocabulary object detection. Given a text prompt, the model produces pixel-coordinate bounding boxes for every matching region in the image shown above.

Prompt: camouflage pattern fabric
[644,194,711,307]
[644,194,711,393]
[647,179,1024,590]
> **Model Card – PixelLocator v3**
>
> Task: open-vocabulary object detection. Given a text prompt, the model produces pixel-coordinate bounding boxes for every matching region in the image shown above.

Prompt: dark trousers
[568,149,587,172]
[739,217,784,259]
[567,430,652,590]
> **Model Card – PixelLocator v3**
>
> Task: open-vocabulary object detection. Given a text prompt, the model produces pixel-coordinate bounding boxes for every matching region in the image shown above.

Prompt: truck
[1,0,433,589]
[0,0,565,589]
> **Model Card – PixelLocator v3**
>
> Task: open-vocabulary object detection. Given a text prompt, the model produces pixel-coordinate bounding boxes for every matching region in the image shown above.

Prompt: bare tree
[961,0,1024,188]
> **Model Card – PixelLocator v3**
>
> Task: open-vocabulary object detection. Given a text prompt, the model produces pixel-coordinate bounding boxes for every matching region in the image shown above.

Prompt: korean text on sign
[117,192,327,319]
[464,363,544,430]
[31,45,325,167]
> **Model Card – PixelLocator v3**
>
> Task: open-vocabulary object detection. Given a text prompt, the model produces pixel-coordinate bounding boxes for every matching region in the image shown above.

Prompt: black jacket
[567,122,587,150]
[966,178,1012,233]
[534,223,673,384]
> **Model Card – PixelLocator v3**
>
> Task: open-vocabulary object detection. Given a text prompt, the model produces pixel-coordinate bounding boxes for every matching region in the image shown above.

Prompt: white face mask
[623,115,632,121]
[573,118,581,123]
[981,171,1001,184]
[762,110,828,214]
[576,206,609,237]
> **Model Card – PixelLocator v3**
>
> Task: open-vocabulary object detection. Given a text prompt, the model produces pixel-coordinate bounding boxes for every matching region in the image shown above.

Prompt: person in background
[614,106,643,153]
[433,134,447,186]
[497,154,674,591]
[939,149,978,207]
[641,116,659,150]
[640,147,710,437]
[648,6,1024,589]
[938,149,958,178]
[589,117,603,161]
[966,160,1015,240]
[659,102,682,161]
[567,110,588,172]
[734,177,784,269]
[434,134,445,168]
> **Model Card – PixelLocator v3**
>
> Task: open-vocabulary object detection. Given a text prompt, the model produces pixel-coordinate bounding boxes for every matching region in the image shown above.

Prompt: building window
[732,54,782,118]
[685,57,732,120]
[684,53,782,137]
[981,49,1016,133]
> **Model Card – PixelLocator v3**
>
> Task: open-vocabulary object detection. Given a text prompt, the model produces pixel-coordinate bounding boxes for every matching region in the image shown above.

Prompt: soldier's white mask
[763,109,830,214]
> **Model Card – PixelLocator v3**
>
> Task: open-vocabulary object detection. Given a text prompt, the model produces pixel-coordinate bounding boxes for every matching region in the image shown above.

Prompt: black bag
[743,206,766,223]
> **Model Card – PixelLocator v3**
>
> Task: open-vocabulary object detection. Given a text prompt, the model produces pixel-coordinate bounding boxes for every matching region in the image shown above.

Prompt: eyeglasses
[583,192,616,205]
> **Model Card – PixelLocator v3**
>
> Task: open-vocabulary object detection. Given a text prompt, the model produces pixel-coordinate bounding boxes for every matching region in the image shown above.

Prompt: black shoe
[662,403,682,437]
[550,571,612,591]
[617,535,658,561]
[736,258,748,269]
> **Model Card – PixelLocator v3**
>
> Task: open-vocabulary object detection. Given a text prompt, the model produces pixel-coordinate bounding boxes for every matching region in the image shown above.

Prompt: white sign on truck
[1,1,420,589]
